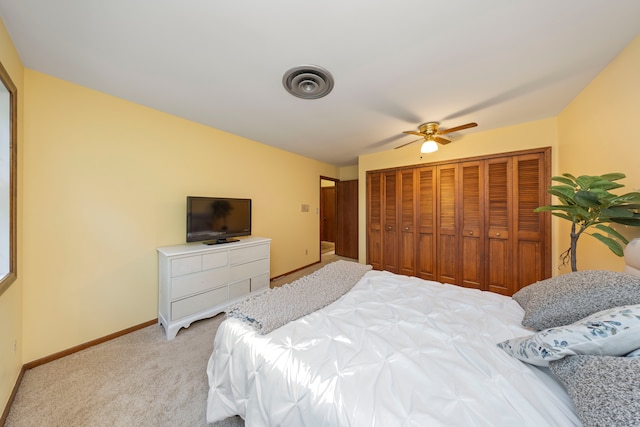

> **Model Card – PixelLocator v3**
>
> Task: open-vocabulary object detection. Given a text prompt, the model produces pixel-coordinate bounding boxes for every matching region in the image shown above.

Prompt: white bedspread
[207,270,580,426]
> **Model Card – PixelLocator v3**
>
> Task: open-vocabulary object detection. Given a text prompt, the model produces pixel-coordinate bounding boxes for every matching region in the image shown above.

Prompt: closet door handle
[469,231,474,236]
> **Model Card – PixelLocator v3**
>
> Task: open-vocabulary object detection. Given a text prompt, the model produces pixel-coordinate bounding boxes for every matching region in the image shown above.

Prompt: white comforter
[207,270,580,426]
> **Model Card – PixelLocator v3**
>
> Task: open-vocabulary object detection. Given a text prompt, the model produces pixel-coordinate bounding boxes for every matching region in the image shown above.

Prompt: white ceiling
[1,1,639,166]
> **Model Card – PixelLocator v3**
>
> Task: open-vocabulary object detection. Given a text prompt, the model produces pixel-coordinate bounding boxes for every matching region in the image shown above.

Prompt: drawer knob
[496,232,501,237]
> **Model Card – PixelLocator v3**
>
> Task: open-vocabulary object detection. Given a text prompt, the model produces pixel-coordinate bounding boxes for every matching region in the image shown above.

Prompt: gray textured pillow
[549,355,640,427]
[513,270,640,330]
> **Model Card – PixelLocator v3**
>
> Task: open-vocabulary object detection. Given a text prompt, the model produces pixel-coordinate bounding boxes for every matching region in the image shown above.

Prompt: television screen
[186,197,251,244]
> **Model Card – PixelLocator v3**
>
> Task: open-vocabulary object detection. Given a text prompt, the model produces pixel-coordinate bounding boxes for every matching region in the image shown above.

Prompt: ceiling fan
[395,122,478,152]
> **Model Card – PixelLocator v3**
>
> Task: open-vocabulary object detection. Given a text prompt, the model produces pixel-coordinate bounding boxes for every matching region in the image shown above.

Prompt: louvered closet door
[485,158,513,295]
[459,161,484,290]
[437,164,459,284]
[416,166,436,281]
[383,171,399,273]
[399,169,417,276]
[514,153,550,291]
[366,172,383,270]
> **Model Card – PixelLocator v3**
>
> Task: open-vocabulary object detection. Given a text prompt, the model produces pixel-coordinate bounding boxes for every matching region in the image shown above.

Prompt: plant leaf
[589,180,624,191]
[600,173,626,182]
[574,190,601,207]
[611,217,640,226]
[612,192,640,204]
[576,175,600,189]
[590,232,625,256]
[551,176,577,187]
[551,212,575,222]
[601,207,634,218]
[548,187,577,201]
[594,224,629,245]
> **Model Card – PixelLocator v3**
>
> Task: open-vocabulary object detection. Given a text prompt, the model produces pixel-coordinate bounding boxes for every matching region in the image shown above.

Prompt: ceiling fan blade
[402,130,425,137]
[394,138,423,149]
[434,136,451,145]
[437,122,478,135]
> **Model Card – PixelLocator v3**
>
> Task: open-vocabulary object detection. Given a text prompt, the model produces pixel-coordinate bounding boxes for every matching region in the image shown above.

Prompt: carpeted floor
[5,253,356,426]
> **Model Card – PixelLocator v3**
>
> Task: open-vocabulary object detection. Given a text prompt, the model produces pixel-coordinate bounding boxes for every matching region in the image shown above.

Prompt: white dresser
[157,236,271,339]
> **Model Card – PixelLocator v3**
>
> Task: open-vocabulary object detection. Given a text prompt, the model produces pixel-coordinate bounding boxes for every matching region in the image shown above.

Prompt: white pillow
[497,304,640,367]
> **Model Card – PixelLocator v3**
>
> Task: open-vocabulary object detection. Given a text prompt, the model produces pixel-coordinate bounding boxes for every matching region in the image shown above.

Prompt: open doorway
[320,176,359,261]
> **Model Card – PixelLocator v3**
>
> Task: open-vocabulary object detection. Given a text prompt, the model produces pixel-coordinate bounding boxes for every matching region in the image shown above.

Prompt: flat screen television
[186,196,252,244]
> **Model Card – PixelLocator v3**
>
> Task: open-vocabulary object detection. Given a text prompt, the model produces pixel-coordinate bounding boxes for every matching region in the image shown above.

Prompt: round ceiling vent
[282,65,334,99]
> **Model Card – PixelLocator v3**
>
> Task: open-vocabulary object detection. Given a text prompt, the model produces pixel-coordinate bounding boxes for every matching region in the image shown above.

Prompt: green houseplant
[535,173,640,271]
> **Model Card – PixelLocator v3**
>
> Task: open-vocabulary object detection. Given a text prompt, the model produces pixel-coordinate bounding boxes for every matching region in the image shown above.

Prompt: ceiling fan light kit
[396,121,478,152]
[282,65,334,99]
[420,140,439,153]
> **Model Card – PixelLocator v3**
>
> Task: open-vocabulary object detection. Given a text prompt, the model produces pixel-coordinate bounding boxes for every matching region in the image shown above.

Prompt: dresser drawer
[229,279,250,301]
[171,286,228,321]
[230,258,269,282]
[171,267,229,300]
[251,273,270,292]
[171,256,201,277]
[202,251,228,270]
[230,243,269,265]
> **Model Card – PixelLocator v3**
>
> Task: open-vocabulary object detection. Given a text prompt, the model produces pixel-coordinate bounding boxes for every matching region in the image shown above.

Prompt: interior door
[367,172,383,270]
[416,166,436,281]
[382,171,399,273]
[399,169,417,276]
[459,161,484,290]
[336,180,359,259]
[485,157,513,295]
[436,164,458,284]
[320,186,336,242]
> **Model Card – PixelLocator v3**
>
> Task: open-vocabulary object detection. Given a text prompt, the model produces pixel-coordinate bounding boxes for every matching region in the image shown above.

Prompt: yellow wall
[2,16,638,413]
[21,70,337,361]
[556,35,640,272]
[0,20,23,413]
[357,118,560,264]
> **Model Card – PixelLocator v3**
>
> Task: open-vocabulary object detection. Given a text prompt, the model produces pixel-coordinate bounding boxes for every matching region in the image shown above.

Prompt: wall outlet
[300,204,310,213]
[305,249,308,255]
[13,339,17,353]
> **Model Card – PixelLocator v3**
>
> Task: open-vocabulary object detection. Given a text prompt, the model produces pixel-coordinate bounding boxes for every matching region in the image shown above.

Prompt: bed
[206,255,640,427]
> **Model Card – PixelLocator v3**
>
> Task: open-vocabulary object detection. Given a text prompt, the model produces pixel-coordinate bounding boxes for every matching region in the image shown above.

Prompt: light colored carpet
[5,313,243,427]
[5,254,357,427]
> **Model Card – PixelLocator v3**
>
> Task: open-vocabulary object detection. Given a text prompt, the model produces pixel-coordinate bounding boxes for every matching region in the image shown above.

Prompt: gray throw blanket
[226,260,372,334]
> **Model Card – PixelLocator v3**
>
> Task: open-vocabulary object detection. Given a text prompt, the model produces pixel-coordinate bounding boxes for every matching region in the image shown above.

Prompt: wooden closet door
[383,171,399,273]
[399,169,417,276]
[485,157,513,295]
[437,164,458,284]
[416,166,436,281]
[459,161,484,290]
[513,152,550,291]
[366,172,383,270]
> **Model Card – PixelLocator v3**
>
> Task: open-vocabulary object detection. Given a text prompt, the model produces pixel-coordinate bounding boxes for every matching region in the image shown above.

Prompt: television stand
[157,237,271,339]
[204,238,239,245]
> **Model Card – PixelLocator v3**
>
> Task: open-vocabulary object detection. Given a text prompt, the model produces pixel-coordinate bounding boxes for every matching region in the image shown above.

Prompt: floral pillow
[497,304,640,367]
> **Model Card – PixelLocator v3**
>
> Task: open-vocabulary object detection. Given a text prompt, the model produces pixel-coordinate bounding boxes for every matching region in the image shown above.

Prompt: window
[0,60,17,296]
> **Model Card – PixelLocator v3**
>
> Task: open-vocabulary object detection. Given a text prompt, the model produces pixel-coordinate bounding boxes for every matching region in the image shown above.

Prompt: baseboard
[2,318,157,424]
[24,318,158,370]
[270,260,321,282]
[1,365,25,427]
